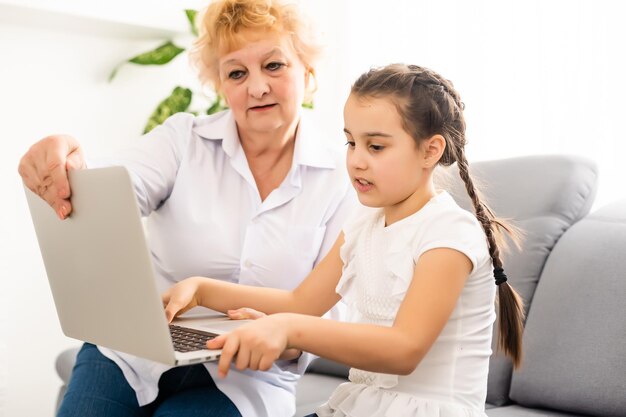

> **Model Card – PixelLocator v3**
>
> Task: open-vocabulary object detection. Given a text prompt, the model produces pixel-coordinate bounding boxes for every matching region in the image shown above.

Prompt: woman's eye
[370,144,385,152]
[229,70,246,80]
[266,62,285,71]
[345,141,355,148]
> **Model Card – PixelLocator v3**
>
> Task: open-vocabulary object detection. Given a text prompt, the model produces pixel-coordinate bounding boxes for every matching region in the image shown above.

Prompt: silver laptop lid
[24,166,176,365]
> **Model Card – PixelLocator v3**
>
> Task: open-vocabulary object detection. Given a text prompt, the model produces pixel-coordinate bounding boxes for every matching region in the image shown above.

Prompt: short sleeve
[414,209,487,274]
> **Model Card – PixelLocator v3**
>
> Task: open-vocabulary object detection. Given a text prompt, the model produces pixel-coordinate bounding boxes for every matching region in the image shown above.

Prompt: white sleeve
[414,211,487,273]
[87,113,194,216]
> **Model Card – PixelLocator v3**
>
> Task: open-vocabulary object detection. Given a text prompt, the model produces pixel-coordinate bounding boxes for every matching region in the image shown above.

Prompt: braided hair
[351,64,524,367]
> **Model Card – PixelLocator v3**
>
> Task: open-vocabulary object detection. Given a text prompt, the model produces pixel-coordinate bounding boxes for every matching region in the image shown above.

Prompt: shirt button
[244,260,252,268]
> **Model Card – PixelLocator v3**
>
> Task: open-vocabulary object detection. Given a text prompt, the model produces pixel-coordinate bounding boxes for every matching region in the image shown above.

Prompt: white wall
[0,2,203,416]
[2,1,625,416]
[332,0,626,207]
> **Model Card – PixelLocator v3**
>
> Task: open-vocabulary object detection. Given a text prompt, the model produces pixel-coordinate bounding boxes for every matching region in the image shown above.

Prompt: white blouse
[317,191,496,417]
[90,110,356,417]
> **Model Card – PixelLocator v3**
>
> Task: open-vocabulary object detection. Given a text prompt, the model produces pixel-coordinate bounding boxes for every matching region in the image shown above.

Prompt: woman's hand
[226,307,266,320]
[162,277,205,323]
[207,313,292,377]
[18,134,86,220]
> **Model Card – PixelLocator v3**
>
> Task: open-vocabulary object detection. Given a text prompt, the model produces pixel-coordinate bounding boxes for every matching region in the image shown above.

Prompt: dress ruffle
[337,208,417,305]
[349,368,398,389]
[335,221,360,305]
[316,383,488,417]
[383,227,417,298]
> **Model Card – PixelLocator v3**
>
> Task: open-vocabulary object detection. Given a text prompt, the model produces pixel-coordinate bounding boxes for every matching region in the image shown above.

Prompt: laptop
[24,166,251,366]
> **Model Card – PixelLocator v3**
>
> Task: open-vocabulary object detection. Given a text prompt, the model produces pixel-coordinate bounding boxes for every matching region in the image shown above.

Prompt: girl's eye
[229,70,246,80]
[345,141,355,148]
[370,144,385,152]
[266,62,285,71]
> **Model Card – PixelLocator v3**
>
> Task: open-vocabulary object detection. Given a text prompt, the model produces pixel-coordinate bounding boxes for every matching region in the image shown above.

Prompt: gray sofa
[55,155,626,416]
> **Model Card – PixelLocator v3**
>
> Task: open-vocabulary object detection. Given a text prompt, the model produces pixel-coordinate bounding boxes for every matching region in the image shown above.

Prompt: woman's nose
[247,71,270,99]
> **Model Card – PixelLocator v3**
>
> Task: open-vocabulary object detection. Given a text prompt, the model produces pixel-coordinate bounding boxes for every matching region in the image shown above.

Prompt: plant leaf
[206,96,228,115]
[109,41,186,81]
[144,87,193,134]
[185,9,198,36]
[129,41,185,65]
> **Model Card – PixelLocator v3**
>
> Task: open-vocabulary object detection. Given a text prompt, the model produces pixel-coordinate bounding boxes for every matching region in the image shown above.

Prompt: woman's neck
[237,119,299,201]
[238,118,299,158]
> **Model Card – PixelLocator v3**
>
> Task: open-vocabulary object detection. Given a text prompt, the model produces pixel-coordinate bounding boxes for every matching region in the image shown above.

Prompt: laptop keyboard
[169,325,218,352]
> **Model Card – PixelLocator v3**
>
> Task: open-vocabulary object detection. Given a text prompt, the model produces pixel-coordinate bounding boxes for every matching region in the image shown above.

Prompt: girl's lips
[249,104,277,112]
[354,179,374,193]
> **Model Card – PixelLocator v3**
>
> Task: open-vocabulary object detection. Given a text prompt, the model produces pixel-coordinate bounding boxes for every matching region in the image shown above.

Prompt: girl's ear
[423,134,446,168]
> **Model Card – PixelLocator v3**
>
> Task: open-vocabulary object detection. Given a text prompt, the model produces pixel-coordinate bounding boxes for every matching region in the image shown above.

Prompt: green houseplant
[109,9,313,134]
[109,10,227,134]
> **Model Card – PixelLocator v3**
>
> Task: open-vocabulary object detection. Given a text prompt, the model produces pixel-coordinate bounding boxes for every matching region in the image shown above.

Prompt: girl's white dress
[317,191,496,417]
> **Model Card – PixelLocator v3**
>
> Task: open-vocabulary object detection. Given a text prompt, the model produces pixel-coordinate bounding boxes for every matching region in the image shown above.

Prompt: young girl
[163,64,524,416]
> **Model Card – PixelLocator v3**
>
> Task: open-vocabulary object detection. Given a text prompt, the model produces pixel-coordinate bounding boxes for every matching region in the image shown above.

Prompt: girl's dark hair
[351,63,524,368]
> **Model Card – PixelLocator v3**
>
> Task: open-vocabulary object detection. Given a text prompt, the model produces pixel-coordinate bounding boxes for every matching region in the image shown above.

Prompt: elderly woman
[18,1,355,416]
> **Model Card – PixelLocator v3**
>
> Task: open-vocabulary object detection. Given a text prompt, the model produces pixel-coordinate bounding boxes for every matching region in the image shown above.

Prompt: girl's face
[343,94,435,222]
[218,31,308,138]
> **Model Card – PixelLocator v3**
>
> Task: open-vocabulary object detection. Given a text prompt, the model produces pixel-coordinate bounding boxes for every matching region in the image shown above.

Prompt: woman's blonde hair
[189,0,322,92]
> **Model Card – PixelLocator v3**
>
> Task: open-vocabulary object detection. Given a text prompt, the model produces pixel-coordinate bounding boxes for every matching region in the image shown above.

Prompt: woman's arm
[209,247,472,377]
[162,233,345,322]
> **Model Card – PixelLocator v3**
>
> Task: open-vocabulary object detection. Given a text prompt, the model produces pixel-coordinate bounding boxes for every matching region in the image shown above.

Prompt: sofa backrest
[508,199,626,416]
[440,155,599,405]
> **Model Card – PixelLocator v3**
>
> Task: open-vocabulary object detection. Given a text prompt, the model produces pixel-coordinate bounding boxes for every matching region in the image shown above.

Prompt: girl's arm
[162,233,345,322]
[209,247,472,377]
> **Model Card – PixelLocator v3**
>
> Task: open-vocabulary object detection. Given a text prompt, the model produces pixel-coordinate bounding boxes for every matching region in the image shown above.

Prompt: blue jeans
[57,343,242,417]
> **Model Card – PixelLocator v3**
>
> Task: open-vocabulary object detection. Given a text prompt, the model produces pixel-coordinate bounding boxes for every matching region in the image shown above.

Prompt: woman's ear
[303,68,317,105]
[423,134,446,168]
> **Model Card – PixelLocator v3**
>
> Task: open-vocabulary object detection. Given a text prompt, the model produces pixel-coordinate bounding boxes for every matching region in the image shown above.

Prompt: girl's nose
[347,146,367,171]
[247,71,270,99]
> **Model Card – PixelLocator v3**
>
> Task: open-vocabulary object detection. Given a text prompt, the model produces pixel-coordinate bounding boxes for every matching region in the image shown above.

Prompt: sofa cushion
[509,200,626,416]
[439,155,598,405]
[305,357,350,378]
[486,405,587,416]
[295,373,346,417]
[55,346,80,384]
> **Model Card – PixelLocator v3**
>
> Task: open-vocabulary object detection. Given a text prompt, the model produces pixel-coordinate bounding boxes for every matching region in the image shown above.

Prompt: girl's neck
[383,181,437,227]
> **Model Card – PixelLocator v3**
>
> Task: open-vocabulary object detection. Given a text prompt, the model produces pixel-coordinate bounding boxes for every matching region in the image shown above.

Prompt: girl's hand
[162,277,204,322]
[226,308,303,361]
[207,314,290,377]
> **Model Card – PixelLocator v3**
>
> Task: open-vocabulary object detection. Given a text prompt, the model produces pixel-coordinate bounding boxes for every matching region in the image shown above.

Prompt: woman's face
[218,31,308,138]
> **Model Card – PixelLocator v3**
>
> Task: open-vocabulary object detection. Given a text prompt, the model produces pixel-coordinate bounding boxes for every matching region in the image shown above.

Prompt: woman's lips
[249,104,277,112]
